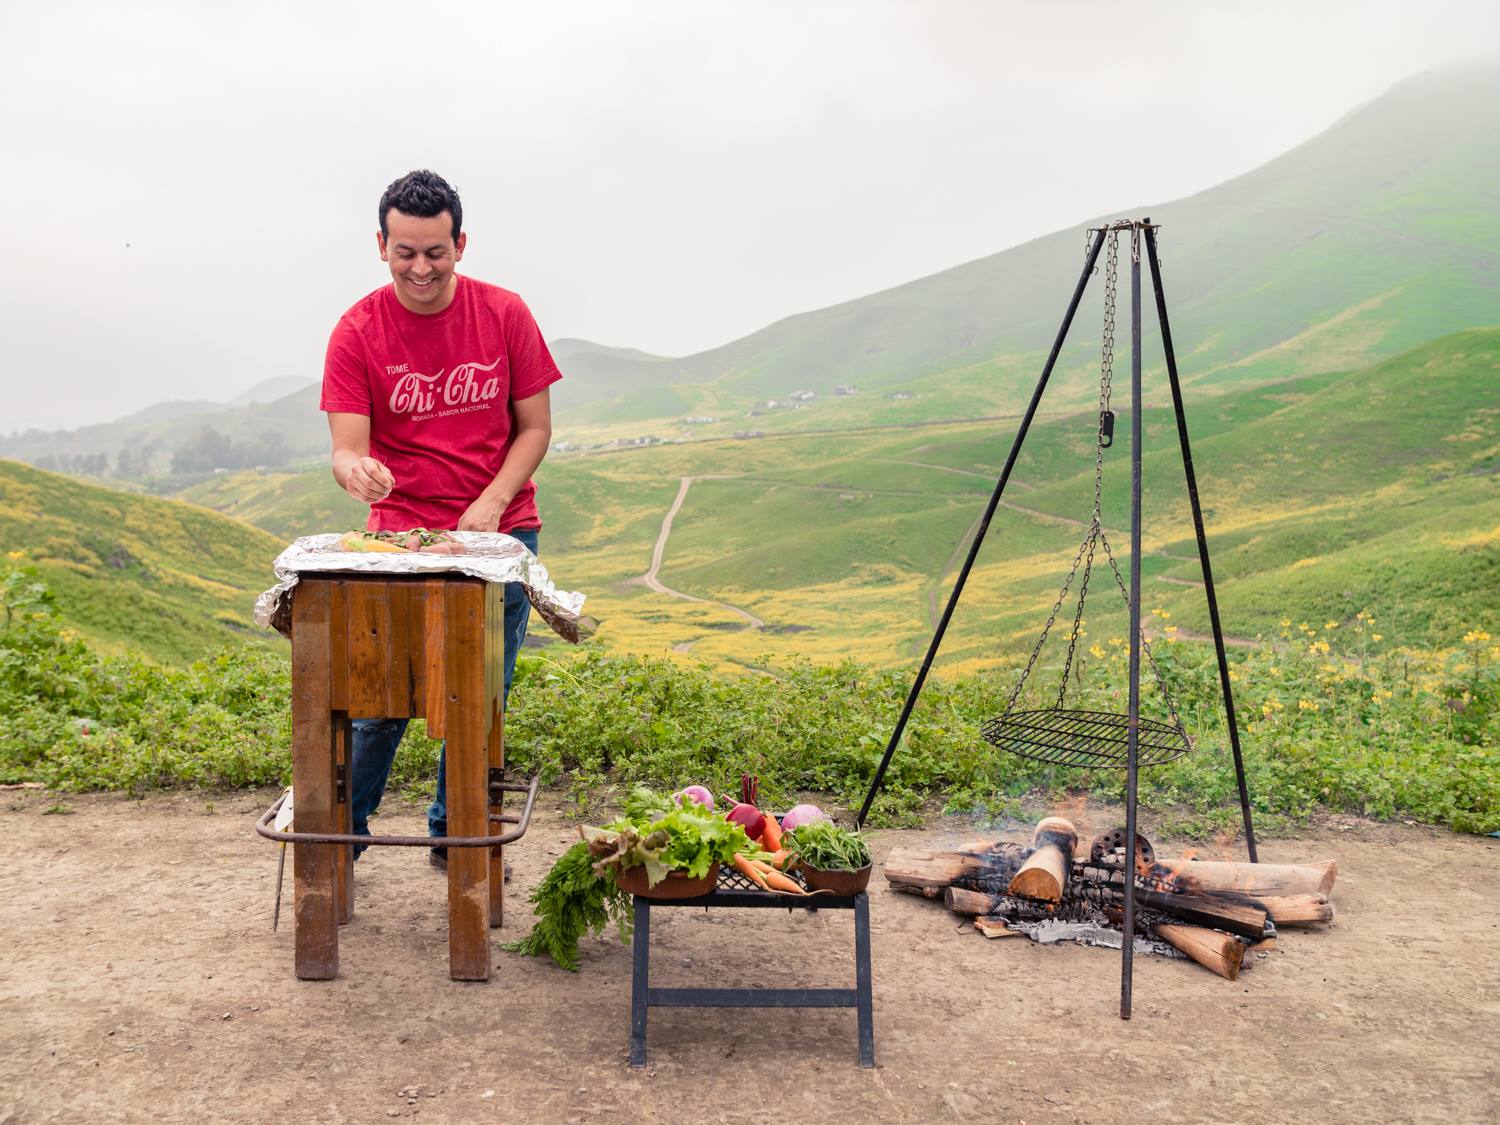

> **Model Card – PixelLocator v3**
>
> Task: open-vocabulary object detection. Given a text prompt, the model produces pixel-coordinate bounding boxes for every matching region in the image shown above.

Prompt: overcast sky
[2,0,1496,433]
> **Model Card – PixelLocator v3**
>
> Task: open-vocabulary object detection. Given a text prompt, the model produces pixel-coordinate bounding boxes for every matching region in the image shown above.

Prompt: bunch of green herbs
[508,788,750,970]
[784,820,872,871]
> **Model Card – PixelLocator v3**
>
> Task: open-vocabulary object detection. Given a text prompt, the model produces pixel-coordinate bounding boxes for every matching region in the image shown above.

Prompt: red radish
[674,785,715,811]
[779,804,829,831]
[725,802,767,841]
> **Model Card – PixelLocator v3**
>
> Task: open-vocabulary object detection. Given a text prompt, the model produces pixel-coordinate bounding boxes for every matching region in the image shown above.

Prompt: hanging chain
[1002,522,1098,717]
[1000,221,1188,737]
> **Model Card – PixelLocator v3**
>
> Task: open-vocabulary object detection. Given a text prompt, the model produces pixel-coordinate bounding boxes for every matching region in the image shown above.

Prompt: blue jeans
[348,528,537,853]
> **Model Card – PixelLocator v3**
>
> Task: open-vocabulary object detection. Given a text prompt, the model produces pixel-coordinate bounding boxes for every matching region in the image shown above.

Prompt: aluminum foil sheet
[253,532,596,644]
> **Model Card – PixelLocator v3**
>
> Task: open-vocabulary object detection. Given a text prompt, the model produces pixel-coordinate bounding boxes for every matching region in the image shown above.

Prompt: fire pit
[885,817,1337,982]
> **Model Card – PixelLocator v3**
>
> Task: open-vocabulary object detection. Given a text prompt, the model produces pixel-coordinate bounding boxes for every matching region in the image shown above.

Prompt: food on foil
[336,529,469,555]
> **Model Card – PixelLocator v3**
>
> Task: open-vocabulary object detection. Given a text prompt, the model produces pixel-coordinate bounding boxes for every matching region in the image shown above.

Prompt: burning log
[1167,859,1337,898]
[943,887,1061,922]
[1156,924,1245,980]
[1006,817,1078,903]
[1133,889,1266,940]
[883,843,1030,893]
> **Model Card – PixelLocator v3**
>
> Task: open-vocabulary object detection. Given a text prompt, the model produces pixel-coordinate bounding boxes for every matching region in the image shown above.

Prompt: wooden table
[288,573,508,981]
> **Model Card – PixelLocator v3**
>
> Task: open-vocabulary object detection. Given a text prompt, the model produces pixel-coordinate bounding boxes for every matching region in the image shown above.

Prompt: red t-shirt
[321,276,563,533]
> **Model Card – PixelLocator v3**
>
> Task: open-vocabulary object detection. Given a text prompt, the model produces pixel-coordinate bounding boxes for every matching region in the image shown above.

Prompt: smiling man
[320,169,563,866]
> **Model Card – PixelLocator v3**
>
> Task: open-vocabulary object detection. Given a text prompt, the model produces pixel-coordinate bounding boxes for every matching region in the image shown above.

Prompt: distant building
[885,391,914,400]
[833,384,858,396]
[732,430,765,439]
[790,390,817,402]
[683,415,717,424]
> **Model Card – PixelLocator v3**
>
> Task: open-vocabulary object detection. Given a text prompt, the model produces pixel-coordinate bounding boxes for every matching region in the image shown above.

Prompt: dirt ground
[1,790,1496,1125]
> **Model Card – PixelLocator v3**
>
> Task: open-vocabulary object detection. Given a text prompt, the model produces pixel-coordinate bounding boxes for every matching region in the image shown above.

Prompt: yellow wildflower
[1298,699,1320,712]
[1325,620,1339,630]
[1464,629,1491,645]
[1372,633,1383,642]
[1108,637,1122,647]
[1089,643,1105,659]
[1280,618,1292,628]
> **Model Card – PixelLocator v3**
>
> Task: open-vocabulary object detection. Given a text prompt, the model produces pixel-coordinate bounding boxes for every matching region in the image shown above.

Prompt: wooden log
[1007,817,1078,903]
[1168,858,1337,897]
[1135,889,1267,940]
[883,844,1029,891]
[945,886,1002,916]
[1156,923,1243,980]
[1255,893,1334,926]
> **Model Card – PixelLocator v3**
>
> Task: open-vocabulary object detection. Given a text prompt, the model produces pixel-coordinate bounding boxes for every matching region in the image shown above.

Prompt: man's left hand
[457,495,506,533]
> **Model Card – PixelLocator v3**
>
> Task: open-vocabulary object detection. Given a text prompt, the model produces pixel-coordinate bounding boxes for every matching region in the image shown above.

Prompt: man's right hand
[344,456,395,503]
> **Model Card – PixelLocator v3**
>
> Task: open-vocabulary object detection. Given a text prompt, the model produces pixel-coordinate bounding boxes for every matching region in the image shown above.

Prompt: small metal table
[629,868,875,1068]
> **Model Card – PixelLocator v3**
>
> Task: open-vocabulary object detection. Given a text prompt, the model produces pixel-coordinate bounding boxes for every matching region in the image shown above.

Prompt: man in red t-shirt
[321,169,563,865]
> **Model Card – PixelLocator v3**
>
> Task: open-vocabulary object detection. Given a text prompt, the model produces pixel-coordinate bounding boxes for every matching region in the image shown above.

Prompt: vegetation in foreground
[3,562,1494,835]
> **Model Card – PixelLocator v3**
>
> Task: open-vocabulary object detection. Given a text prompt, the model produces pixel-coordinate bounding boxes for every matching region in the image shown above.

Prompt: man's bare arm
[457,388,553,532]
[327,412,395,503]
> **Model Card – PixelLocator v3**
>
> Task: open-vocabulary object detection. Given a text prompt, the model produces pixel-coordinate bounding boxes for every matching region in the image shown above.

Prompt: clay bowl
[798,862,872,895]
[615,861,720,899]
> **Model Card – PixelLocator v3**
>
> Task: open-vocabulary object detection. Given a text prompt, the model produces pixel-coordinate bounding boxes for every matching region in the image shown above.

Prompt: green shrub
[2,562,1495,834]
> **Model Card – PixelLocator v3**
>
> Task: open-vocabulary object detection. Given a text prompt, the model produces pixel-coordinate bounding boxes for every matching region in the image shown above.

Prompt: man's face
[378,209,466,313]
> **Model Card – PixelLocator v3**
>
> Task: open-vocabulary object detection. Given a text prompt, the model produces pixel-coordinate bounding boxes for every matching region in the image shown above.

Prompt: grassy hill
[178,463,366,540]
[8,66,1499,478]
[0,459,287,664]
[176,331,1498,673]
[558,65,1500,440]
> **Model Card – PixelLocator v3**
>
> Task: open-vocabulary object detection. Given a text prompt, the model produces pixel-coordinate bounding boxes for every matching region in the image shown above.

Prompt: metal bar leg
[1121,233,1143,1021]
[1143,225,1258,863]
[629,897,650,1068]
[854,893,875,1067]
[856,225,1111,827]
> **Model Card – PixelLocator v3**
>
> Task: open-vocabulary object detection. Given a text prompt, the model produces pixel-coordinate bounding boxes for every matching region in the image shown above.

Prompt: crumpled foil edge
[252,532,597,644]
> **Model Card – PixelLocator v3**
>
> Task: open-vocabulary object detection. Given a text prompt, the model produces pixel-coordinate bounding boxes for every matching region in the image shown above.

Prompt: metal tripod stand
[854,219,1258,1019]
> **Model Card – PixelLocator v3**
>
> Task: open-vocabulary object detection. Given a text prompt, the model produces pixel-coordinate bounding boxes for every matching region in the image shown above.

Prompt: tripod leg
[1121,235,1142,1021]
[855,226,1111,827]
[1143,226,1259,863]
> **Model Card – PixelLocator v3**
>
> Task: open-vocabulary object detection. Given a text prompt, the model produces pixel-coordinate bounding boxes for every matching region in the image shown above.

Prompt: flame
[1149,847,1199,892]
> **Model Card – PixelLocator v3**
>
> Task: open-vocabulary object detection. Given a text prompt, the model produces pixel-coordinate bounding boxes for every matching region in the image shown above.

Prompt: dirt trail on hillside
[637,476,765,653]
[1,790,1496,1124]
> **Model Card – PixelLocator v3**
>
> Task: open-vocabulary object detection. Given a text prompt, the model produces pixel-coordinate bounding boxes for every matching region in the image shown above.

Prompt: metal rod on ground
[1143,225,1259,863]
[854,226,1110,828]
[1121,225,1143,1021]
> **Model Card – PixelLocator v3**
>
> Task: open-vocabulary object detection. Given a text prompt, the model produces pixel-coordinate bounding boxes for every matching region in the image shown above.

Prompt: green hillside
[182,331,1498,672]
[0,459,287,664]
[178,463,366,540]
[8,67,1499,480]
[558,65,1500,440]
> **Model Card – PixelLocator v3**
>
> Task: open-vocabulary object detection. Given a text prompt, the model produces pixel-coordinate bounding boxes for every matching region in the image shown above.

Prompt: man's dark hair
[379,170,462,241]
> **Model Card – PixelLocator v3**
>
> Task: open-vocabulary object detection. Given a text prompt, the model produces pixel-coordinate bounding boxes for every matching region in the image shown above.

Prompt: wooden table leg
[488,695,505,929]
[334,715,354,925]
[291,581,339,980]
[444,582,491,981]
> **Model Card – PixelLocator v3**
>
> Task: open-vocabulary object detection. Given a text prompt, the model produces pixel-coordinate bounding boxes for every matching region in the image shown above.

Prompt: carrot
[765,849,791,870]
[759,813,783,852]
[758,867,807,895]
[732,853,771,890]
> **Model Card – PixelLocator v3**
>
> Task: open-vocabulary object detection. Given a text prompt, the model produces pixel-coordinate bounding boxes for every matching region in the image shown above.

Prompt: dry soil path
[1,790,1495,1124]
